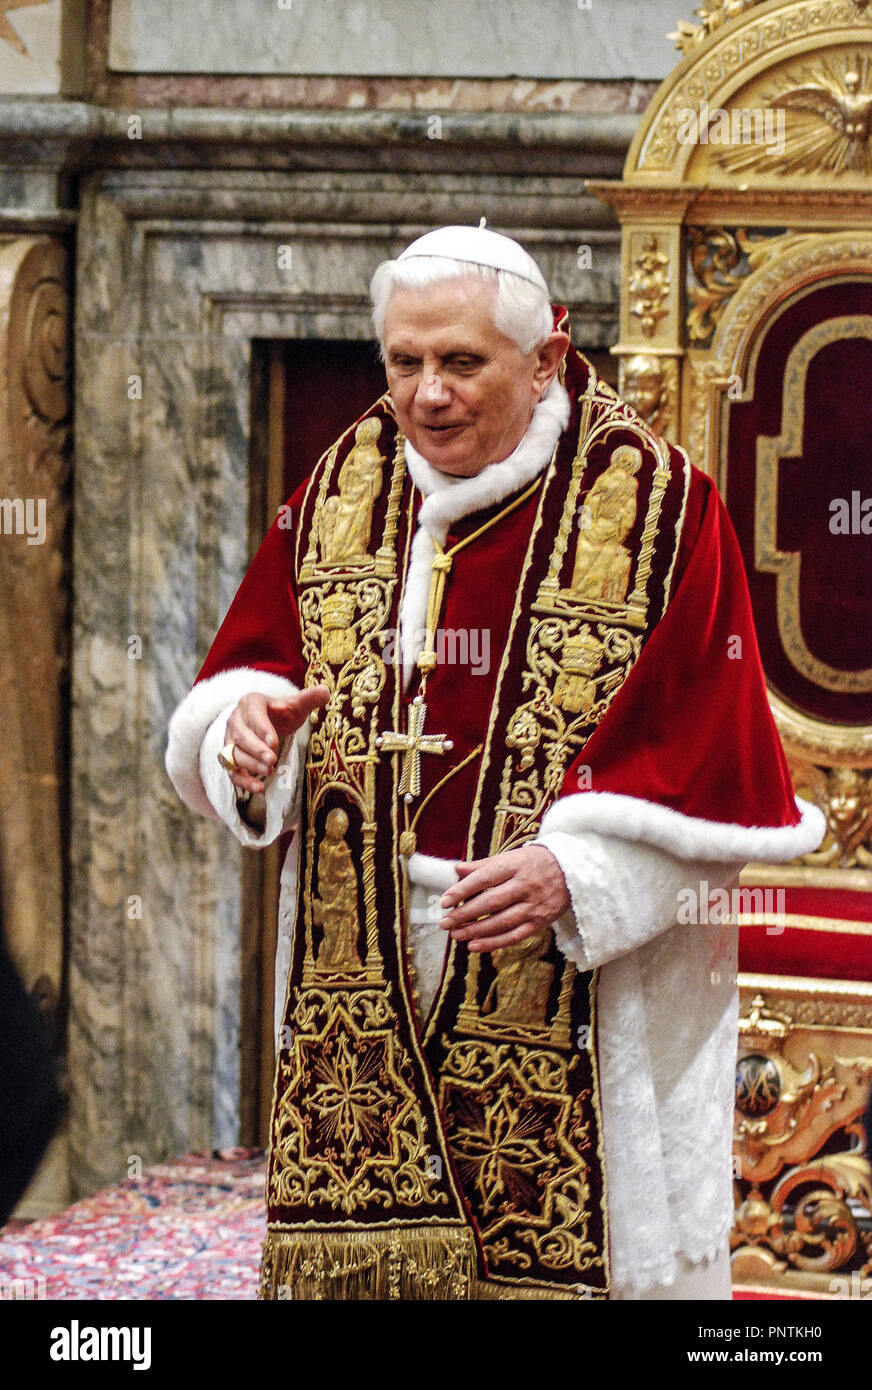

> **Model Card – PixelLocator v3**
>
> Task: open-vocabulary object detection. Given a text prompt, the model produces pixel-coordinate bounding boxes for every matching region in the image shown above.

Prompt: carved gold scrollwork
[733,1152,872,1275]
[732,991,872,1278]
[636,0,872,178]
[670,0,766,54]
[687,228,778,343]
[736,993,872,1183]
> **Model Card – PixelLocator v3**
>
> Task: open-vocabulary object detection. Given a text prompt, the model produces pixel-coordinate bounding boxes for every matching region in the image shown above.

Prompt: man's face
[382,275,560,477]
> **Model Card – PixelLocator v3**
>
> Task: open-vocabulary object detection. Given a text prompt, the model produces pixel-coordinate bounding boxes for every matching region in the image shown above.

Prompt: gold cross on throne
[376,694,453,803]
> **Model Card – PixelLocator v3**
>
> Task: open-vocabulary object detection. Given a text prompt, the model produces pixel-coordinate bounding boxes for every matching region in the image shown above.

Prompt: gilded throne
[592,0,872,1296]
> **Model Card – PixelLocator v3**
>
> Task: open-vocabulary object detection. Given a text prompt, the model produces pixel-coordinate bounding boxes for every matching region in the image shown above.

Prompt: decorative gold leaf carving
[669,0,766,55]
[687,227,774,342]
[718,53,872,177]
[628,234,670,339]
[641,0,872,176]
[619,354,678,438]
[791,761,872,868]
[733,990,872,1275]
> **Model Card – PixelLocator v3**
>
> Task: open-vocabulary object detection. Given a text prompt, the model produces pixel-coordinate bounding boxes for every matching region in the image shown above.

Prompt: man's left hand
[439,844,571,952]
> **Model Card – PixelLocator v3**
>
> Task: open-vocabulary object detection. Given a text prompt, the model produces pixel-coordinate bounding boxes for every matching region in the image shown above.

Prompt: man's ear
[532,331,570,395]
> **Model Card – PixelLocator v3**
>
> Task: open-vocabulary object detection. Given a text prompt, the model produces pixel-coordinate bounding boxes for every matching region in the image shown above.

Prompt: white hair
[369,255,554,358]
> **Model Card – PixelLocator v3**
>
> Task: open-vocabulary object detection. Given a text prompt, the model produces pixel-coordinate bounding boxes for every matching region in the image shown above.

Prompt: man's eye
[391,358,418,372]
[448,359,479,372]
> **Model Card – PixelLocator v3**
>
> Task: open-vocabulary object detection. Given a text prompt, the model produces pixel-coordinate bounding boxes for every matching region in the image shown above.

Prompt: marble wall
[85,0,663,112]
[0,0,86,96]
[108,0,683,80]
[58,116,629,1196]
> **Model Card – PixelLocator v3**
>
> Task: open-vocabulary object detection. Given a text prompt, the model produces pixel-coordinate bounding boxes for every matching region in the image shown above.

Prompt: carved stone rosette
[0,237,71,1028]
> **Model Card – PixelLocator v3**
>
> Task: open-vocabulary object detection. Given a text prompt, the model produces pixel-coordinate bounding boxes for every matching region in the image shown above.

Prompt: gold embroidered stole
[260,364,691,1300]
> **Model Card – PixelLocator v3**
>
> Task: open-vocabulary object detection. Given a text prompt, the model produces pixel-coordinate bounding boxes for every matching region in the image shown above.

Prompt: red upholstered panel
[739,923,872,982]
[723,278,872,726]
[738,886,872,981]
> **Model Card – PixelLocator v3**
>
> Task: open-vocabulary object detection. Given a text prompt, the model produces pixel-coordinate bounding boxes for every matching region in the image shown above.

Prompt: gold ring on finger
[218,741,238,773]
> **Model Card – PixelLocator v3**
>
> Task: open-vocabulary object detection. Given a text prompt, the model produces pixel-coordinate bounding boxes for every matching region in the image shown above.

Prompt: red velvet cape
[196,366,800,852]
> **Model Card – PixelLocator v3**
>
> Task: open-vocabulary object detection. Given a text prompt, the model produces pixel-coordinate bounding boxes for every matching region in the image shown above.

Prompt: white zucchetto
[397,222,550,296]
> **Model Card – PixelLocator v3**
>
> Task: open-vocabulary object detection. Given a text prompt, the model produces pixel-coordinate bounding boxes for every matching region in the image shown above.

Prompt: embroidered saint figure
[313,807,363,971]
[482,931,555,1028]
[571,444,642,603]
[318,419,384,564]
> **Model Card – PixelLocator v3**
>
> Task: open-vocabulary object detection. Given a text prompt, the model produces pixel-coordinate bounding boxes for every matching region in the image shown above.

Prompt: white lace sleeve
[534,828,745,970]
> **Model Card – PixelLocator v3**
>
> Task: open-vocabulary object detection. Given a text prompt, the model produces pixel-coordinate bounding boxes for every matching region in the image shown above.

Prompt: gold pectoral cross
[376,694,453,802]
[377,480,542,853]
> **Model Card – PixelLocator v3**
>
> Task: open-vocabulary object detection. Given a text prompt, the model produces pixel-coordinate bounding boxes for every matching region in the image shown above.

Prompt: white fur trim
[538,791,826,864]
[403,850,461,894]
[400,377,570,688]
[165,666,304,819]
[404,375,570,534]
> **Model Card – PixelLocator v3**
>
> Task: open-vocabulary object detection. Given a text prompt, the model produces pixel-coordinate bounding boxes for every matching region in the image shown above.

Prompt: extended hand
[439,844,571,952]
[223,686,330,795]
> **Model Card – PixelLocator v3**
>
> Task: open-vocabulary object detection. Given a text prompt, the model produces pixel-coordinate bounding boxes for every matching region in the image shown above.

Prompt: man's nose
[415,370,451,408]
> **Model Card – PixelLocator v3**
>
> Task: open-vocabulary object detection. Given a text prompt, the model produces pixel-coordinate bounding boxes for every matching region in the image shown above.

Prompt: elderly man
[166,224,823,1301]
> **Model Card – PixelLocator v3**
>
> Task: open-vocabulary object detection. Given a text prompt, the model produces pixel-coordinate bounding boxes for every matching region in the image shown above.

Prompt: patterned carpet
[1,1150,808,1299]
[0,1149,265,1300]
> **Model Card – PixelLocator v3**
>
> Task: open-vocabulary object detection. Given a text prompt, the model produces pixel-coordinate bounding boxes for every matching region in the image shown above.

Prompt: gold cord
[417,472,545,685]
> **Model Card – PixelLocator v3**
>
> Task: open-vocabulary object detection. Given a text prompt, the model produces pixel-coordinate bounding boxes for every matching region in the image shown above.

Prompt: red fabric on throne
[724,279,872,727]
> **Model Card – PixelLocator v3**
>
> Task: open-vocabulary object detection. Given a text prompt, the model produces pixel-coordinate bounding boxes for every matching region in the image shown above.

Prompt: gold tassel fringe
[260,1224,478,1301]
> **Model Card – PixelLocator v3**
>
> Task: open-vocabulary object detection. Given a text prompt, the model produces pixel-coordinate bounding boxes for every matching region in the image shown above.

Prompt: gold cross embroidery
[376,695,454,802]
